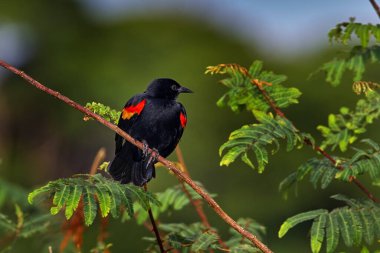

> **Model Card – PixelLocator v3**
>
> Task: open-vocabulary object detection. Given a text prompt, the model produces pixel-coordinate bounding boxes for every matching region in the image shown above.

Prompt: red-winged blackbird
[109,78,192,186]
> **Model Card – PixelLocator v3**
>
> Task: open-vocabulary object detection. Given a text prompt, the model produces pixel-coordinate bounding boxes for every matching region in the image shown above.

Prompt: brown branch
[369,0,380,18]
[175,146,228,250]
[90,147,106,175]
[0,60,272,253]
[236,64,379,203]
[175,146,211,228]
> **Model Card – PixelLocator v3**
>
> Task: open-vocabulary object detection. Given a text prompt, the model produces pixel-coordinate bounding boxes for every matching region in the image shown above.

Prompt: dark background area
[0,1,379,252]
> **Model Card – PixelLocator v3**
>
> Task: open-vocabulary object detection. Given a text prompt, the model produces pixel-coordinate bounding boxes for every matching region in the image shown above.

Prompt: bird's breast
[128,100,182,152]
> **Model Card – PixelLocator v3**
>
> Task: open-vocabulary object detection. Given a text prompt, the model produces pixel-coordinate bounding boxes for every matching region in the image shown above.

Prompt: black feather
[109,78,192,186]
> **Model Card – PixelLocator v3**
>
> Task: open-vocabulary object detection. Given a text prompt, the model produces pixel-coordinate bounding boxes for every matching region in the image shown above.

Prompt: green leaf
[95,185,111,218]
[83,187,97,226]
[28,183,52,204]
[252,144,268,173]
[207,61,301,114]
[337,207,353,247]
[316,46,380,86]
[65,185,83,219]
[219,115,300,173]
[0,213,16,232]
[85,102,121,124]
[113,183,134,219]
[220,146,245,167]
[325,211,340,253]
[50,185,71,215]
[20,214,52,238]
[241,152,255,169]
[191,232,218,252]
[318,92,380,152]
[279,209,327,238]
[280,196,380,253]
[310,213,327,253]
[359,208,374,244]
[99,182,120,218]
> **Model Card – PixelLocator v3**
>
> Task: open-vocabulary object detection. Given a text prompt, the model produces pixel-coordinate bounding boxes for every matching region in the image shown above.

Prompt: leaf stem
[0,60,272,253]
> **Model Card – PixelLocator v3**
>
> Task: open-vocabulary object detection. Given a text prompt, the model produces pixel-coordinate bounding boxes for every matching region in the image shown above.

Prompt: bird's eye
[171,85,177,91]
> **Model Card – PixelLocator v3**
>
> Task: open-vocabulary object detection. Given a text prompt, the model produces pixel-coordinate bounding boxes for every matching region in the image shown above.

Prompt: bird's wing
[115,94,147,154]
[176,103,187,142]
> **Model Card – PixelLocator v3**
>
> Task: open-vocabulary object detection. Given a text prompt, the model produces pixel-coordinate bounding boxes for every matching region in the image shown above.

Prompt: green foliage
[158,223,218,252]
[206,61,301,114]
[85,102,121,124]
[28,173,159,226]
[280,139,380,196]
[0,205,53,245]
[317,91,380,151]
[279,157,338,198]
[219,110,302,173]
[335,139,380,184]
[225,218,266,245]
[145,219,265,252]
[126,182,214,224]
[279,195,380,253]
[317,46,380,86]
[328,19,380,47]
[0,178,30,210]
[317,19,380,86]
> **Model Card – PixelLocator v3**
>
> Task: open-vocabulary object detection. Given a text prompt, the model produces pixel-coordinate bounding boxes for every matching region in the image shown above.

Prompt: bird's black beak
[178,86,193,94]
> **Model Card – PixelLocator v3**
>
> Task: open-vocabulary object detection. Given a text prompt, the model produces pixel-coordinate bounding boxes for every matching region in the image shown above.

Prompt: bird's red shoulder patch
[122,99,146,120]
[180,112,187,128]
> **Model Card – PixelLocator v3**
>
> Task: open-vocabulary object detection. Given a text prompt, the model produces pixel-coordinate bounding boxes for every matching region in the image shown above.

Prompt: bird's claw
[142,140,159,169]
[142,141,149,158]
[146,148,159,169]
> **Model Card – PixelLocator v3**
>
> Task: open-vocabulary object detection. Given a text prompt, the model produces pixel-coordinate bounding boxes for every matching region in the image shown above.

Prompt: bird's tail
[108,153,155,186]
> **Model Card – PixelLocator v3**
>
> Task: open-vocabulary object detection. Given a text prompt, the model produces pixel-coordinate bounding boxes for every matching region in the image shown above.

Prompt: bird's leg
[146,148,160,169]
[142,140,150,159]
[141,140,159,168]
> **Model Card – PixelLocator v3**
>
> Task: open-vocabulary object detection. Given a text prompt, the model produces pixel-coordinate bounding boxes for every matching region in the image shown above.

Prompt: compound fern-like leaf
[206,61,301,114]
[279,195,380,253]
[28,174,159,226]
[220,111,301,173]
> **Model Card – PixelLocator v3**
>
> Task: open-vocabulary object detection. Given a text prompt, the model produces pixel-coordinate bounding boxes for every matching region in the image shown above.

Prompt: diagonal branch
[175,146,212,228]
[369,0,380,18]
[175,146,228,250]
[0,60,273,253]
[234,64,379,203]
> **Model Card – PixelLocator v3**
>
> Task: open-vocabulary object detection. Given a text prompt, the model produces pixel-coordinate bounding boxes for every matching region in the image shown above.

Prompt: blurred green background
[0,0,379,252]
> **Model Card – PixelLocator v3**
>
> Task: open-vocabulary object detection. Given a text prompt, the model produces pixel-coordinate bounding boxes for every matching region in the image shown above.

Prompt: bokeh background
[0,0,379,252]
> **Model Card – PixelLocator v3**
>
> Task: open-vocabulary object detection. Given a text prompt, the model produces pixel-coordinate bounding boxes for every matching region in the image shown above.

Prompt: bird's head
[145,78,193,100]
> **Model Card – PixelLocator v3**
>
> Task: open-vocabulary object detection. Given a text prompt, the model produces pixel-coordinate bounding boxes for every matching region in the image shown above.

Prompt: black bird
[109,78,192,186]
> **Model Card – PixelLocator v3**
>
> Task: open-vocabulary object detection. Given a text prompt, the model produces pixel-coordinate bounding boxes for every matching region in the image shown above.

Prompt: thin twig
[369,0,380,18]
[310,142,379,202]
[90,147,106,175]
[175,146,228,250]
[0,60,273,253]
[144,185,165,253]
[236,64,379,203]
